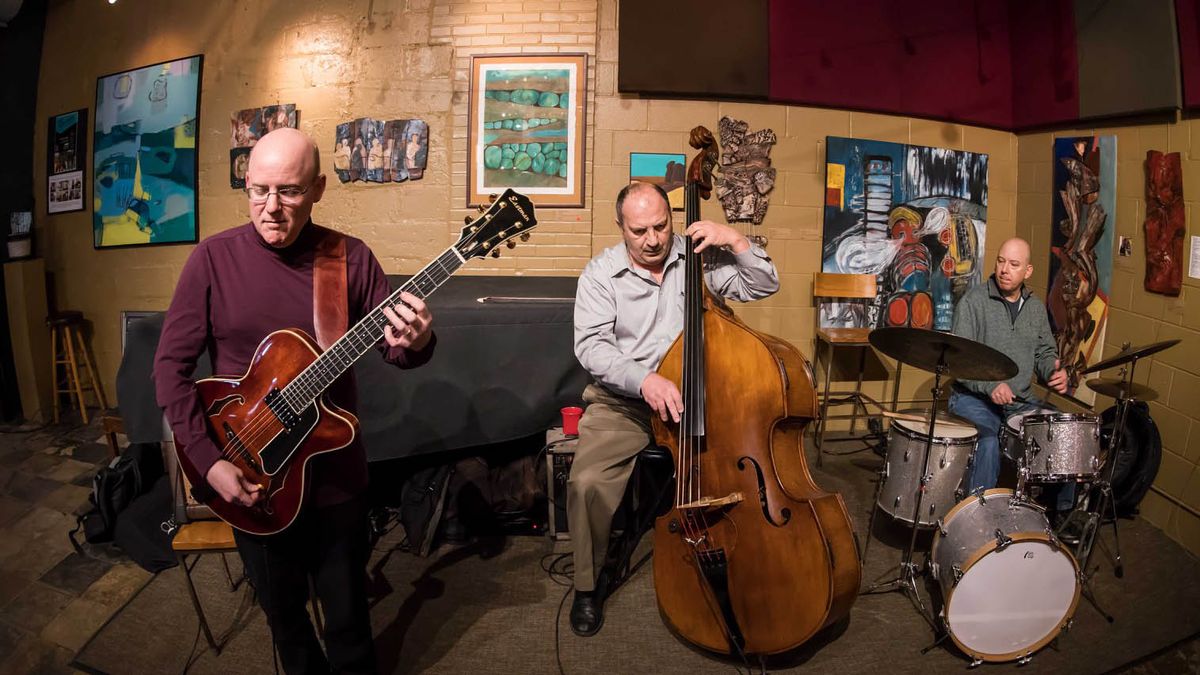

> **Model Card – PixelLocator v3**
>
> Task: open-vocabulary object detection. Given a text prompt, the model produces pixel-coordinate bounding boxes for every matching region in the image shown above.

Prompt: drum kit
[858,327,1179,666]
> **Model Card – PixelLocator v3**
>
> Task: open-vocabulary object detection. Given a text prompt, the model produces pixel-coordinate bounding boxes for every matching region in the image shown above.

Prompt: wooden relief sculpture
[1050,139,1106,391]
[1143,150,1184,296]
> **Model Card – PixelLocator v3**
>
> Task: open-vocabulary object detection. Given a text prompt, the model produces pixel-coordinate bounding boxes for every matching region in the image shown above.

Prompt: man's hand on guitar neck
[207,459,264,507]
[382,291,433,351]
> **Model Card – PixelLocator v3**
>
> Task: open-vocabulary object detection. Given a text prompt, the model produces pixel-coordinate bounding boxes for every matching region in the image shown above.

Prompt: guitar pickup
[264,389,300,429]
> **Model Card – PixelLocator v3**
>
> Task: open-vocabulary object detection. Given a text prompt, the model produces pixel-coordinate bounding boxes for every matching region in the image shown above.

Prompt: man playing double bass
[567,182,779,636]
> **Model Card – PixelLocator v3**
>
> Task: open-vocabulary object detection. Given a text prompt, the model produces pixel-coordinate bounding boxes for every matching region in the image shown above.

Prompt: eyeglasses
[244,184,312,204]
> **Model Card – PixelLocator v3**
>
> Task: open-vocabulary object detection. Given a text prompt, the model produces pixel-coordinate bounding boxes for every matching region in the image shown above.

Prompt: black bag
[70,443,164,549]
[113,475,178,572]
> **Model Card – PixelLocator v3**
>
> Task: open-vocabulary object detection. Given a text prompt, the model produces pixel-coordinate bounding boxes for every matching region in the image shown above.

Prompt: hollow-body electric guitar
[174,190,537,534]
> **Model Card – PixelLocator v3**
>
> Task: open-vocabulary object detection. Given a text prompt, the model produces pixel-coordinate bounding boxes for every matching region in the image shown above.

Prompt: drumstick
[879,409,977,431]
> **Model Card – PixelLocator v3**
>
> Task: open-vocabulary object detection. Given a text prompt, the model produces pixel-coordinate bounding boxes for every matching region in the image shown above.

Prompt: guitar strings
[213,247,464,471]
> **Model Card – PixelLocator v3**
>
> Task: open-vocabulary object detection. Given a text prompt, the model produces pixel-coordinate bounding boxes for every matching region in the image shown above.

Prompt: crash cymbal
[1081,339,1181,374]
[868,327,1018,382]
[1085,378,1159,402]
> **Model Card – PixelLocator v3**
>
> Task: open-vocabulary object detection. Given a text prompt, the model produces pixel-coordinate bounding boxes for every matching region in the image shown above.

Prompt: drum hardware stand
[863,357,949,632]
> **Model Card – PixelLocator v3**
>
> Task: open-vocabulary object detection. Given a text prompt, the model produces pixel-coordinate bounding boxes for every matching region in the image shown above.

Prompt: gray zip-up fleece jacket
[951,275,1059,411]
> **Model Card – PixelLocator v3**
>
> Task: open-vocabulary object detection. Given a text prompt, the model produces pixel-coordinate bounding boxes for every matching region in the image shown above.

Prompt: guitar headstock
[454,189,538,260]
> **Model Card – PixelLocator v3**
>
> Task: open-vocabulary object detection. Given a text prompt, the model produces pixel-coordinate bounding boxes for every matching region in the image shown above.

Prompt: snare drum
[1002,410,1103,482]
[877,411,977,527]
[931,489,1081,663]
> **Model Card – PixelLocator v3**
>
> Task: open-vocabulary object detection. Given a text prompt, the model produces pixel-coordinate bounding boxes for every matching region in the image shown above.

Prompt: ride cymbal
[868,327,1018,382]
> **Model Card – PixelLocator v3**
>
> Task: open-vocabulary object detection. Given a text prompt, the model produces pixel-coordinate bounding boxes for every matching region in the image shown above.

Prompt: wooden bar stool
[812,273,902,465]
[47,311,108,424]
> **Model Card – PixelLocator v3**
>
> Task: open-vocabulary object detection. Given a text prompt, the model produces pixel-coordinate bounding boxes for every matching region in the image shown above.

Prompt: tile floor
[0,411,1196,674]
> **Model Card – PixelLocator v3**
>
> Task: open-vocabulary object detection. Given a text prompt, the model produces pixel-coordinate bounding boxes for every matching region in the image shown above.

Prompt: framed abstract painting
[93,54,202,249]
[467,53,586,207]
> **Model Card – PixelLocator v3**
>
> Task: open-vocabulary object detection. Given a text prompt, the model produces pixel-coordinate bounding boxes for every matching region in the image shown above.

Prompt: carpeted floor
[73,439,1200,674]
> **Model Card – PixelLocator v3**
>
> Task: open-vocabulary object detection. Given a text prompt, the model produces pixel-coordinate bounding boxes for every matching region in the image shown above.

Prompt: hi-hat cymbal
[868,327,1018,382]
[1085,378,1159,402]
[1082,339,1181,374]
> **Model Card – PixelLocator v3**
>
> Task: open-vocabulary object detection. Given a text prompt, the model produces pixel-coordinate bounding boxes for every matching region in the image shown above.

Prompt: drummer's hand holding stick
[1047,359,1069,394]
[990,383,1015,406]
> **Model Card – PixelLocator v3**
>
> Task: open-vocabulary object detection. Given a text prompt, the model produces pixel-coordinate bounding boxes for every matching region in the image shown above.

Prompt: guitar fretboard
[279,247,464,411]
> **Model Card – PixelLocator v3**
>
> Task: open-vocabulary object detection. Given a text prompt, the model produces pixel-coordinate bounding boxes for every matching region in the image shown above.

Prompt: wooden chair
[173,520,240,653]
[161,415,323,653]
[100,413,124,458]
[812,273,902,464]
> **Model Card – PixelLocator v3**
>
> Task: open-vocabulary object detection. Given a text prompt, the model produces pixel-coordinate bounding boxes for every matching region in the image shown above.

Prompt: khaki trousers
[566,384,655,592]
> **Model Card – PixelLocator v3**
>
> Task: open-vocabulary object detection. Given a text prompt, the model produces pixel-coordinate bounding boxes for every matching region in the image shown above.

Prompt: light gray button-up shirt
[573,233,779,398]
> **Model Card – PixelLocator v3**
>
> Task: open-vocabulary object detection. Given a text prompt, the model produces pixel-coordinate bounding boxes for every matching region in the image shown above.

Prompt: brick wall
[31,0,1196,557]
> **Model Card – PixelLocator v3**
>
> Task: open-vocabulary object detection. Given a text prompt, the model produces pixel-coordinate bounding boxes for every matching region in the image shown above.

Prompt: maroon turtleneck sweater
[153,221,434,507]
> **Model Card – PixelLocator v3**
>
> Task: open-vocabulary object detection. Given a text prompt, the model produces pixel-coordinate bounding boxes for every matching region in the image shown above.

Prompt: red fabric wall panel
[1008,0,1079,129]
[1176,0,1200,110]
[768,0,1015,129]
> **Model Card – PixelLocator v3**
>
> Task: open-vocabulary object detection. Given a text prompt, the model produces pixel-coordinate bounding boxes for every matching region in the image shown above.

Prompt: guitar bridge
[265,389,300,429]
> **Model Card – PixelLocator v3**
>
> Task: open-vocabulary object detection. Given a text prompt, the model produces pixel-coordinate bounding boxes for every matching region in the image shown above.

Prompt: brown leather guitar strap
[313,228,348,350]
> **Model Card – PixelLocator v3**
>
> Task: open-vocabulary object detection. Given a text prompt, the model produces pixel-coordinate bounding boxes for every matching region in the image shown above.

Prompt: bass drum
[931,489,1080,663]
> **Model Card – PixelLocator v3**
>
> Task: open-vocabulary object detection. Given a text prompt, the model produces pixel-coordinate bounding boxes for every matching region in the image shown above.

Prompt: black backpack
[70,443,163,549]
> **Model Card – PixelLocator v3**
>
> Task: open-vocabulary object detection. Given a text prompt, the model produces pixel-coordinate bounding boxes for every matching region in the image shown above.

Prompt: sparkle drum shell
[877,412,977,527]
[931,489,1081,663]
[1002,410,1103,482]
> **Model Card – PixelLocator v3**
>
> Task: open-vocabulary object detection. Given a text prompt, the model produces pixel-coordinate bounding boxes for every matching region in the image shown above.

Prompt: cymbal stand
[1073,361,1138,622]
[864,354,948,633]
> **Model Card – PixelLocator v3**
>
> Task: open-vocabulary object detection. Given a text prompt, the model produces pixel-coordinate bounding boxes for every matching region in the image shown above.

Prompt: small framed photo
[121,310,158,353]
[467,53,587,207]
[47,109,87,215]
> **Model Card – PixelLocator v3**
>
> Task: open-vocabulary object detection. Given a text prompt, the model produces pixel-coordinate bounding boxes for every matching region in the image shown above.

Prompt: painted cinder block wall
[33,1,1194,553]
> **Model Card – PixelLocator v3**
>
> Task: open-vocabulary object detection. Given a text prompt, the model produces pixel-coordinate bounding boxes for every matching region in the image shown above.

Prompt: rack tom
[1002,410,1103,482]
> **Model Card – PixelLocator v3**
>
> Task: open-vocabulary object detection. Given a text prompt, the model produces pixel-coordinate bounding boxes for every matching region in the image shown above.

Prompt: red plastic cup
[561,406,583,436]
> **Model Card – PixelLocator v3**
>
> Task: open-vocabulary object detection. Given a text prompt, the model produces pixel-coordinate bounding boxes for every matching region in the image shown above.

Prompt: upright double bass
[652,127,860,656]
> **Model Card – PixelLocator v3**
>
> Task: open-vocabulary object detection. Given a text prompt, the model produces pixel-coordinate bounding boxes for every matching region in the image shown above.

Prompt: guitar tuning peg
[520,233,530,242]
[477,204,488,213]
[464,216,473,225]
[505,240,517,249]
[490,249,501,258]
[488,193,498,203]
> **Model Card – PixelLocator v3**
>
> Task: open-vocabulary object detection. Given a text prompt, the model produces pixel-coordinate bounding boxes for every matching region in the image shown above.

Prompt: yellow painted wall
[30,0,1016,415]
[1016,122,1200,555]
[23,0,1195,554]
[30,0,1196,556]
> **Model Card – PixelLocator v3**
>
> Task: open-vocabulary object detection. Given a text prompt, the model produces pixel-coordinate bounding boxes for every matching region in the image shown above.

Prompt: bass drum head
[945,535,1080,661]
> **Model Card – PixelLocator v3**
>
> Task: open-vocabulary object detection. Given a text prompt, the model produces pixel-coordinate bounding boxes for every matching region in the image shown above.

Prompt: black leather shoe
[570,591,604,637]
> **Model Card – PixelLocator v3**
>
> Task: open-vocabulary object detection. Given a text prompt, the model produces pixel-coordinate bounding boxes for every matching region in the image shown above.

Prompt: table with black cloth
[115,276,589,462]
